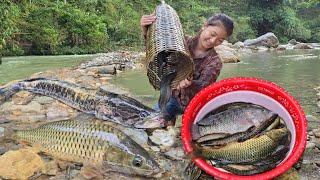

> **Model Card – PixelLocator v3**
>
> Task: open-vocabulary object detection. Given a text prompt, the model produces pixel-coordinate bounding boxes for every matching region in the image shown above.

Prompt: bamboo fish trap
[145,1,194,91]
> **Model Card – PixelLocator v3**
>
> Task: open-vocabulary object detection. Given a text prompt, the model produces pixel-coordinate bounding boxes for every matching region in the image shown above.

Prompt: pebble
[164,147,185,160]
[149,129,176,147]
[150,146,160,152]
[0,127,4,139]
[306,142,316,149]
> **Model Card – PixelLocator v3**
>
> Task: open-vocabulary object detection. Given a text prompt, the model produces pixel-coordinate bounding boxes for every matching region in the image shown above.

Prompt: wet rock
[150,146,160,152]
[0,148,45,179]
[215,44,240,63]
[244,32,279,48]
[312,128,320,138]
[222,40,233,47]
[275,168,300,180]
[121,127,148,147]
[288,39,299,45]
[0,146,6,155]
[0,127,4,139]
[232,41,244,49]
[46,102,76,121]
[256,46,270,52]
[43,161,59,176]
[164,147,185,160]
[276,45,287,51]
[149,128,176,147]
[306,142,316,149]
[12,91,35,105]
[293,43,314,49]
[79,51,144,69]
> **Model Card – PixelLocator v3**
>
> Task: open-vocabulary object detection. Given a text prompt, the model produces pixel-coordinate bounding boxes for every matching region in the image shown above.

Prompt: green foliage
[229,16,256,43]
[0,0,319,56]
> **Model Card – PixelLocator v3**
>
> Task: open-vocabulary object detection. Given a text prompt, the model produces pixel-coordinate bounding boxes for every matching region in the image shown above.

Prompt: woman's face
[199,25,228,50]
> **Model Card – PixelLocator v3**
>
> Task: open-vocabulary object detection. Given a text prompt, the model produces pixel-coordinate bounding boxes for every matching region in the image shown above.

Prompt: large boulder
[215,44,240,63]
[244,32,279,48]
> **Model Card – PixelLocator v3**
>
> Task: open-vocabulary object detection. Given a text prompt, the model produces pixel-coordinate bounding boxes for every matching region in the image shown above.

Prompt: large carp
[14,119,161,177]
[195,128,290,165]
[0,78,162,128]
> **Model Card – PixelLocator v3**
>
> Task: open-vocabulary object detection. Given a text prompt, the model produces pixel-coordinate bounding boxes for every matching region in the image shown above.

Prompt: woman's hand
[176,79,192,90]
[140,13,156,37]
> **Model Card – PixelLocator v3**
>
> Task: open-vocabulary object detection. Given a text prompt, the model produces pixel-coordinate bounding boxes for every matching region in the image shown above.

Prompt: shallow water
[112,49,320,120]
[0,55,96,85]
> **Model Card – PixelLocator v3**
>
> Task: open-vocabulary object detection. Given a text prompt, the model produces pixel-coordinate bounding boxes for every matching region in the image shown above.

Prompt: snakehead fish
[0,78,162,128]
[13,119,161,177]
[195,128,290,165]
[192,105,278,144]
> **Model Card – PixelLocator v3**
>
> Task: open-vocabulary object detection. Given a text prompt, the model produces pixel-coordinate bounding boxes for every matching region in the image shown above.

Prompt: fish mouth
[133,114,165,129]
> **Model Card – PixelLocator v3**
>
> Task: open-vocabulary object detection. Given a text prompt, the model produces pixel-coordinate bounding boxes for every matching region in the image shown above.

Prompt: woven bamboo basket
[145,1,194,90]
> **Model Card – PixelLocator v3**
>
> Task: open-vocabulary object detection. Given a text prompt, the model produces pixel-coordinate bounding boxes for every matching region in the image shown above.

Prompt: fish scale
[15,120,150,166]
[14,119,161,176]
[1,78,162,129]
[199,128,289,164]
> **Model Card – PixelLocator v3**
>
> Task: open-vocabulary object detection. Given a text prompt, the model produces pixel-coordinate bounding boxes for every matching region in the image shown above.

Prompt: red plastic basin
[181,77,307,179]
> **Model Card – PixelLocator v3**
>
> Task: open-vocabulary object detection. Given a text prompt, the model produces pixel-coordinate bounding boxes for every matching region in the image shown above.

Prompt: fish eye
[132,155,143,167]
[139,111,148,118]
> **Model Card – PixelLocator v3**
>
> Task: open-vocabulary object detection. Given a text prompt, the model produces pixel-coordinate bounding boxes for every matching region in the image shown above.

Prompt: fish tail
[187,143,204,160]
[191,125,201,140]
[158,70,177,112]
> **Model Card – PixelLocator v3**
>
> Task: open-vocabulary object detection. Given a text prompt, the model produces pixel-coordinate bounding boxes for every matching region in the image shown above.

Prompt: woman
[141,13,234,127]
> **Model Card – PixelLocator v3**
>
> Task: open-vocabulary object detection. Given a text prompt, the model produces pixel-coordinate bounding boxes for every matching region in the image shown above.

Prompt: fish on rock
[13,119,161,177]
[0,78,164,129]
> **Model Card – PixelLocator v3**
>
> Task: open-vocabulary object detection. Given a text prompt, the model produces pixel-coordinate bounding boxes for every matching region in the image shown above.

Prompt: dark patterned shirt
[173,36,223,109]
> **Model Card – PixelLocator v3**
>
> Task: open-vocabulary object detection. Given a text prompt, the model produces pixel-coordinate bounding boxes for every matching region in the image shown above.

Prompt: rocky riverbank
[0,51,319,179]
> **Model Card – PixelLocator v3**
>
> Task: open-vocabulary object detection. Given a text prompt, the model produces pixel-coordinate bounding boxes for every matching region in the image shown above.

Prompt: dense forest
[1,0,319,56]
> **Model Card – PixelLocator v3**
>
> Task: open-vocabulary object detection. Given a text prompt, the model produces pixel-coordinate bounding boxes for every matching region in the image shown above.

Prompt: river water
[1,50,319,123]
[0,55,96,85]
[112,49,320,123]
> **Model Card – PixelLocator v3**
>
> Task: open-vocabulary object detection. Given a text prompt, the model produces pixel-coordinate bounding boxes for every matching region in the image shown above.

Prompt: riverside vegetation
[1,0,319,56]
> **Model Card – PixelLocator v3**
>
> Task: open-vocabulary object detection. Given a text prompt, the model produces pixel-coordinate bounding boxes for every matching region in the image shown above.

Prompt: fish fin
[237,126,256,142]
[196,133,229,143]
[158,70,177,112]
[97,88,119,97]
[191,125,200,140]
[80,166,103,179]
[187,143,205,160]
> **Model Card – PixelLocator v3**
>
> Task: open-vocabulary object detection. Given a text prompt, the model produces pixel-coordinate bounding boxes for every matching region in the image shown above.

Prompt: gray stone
[164,147,186,160]
[288,39,299,45]
[150,146,160,152]
[244,32,279,48]
[215,44,241,63]
[121,127,148,147]
[149,129,176,147]
[293,43,314,49]
[0,127,4,138]
[276,45,287,51]
[0,146,6,155]
[306,142,316,149]
[232,41,245,49]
